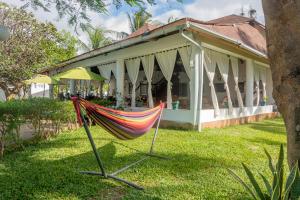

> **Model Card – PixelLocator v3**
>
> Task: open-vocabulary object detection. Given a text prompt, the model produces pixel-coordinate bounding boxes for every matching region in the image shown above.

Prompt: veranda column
[245,59,254,107]
[198,48,204,131]
[190,45,200,127]
[116,59,125,107]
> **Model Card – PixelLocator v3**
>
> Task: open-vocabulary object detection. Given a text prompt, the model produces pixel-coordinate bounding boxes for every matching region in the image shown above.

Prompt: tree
[0,3,77,100]
[21,0,156,31]
[167,16,178,23]
[262,0,300,168]
[78,25,112,52]
[127,8,152,33]
[78,24,129,52]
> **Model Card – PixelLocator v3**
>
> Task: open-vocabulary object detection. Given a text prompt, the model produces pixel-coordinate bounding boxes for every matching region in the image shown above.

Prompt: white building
[42,15,275,130]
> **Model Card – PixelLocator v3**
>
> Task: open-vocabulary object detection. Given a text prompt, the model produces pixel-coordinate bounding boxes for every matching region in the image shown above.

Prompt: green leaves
[0,3,76,99]
[228,168,258,200]
[0,98,77,157]
[242,163,266,199]
[127,8,152,33]
[228,145,300,200]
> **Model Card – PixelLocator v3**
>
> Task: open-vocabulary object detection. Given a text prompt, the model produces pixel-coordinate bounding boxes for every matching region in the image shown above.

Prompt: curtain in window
[178,46,192,80]
[254,65,260,106]
[125,58,141,107]
[203,48,220,116]
[259,67,267,102]
[230,56,244,108]
[111,63,117,78]
[215,52,233,114]
[141,55,155,108]
[155,49,177,109]
[98,64,112,83]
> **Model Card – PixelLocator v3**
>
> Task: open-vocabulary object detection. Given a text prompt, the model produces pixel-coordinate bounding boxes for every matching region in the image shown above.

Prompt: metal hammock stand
[76,100,165,190]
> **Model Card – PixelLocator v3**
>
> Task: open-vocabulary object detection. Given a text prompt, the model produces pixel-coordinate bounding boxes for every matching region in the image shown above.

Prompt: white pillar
[116,59,125,107]
[190,45,200,127]
[245,59,254,107]
[198,48,204,132]
[69,80,76,95]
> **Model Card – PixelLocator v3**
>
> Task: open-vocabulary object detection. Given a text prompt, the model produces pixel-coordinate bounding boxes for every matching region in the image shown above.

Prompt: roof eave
[41,22,188,73]
[188,22,268,60]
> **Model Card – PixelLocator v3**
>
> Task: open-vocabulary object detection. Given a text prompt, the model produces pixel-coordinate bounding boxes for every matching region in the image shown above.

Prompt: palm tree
[127,8,152,33]
[78,24,130,52]
[167,16,179,23]
[78,25,112,52]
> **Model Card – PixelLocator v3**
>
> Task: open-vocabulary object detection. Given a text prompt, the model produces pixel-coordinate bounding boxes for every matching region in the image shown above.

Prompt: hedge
[0,98,77,157]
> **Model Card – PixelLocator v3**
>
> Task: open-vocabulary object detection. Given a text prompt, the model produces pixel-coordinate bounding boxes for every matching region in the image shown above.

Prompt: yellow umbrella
[53,67,105,81]
[24,74,58,85]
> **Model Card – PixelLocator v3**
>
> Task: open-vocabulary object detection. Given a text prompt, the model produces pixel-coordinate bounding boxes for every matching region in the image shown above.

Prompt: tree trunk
[262,0,300,168]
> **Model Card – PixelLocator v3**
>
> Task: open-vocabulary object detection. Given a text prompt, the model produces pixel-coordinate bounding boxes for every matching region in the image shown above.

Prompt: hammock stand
[72,97,165,190]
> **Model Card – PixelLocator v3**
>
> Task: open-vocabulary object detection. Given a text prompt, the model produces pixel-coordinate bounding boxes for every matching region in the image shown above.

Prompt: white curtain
[215,52,233,114]
[156,49,177,109]
[125,58,141,107]
[203,48,220,116]
[98,64,112,83]
[111,63,117,78]
[254,66,260,106]
[141,55,155,108]
[259,67,267,102]
[178,46,192,80]
[230,56,244,108]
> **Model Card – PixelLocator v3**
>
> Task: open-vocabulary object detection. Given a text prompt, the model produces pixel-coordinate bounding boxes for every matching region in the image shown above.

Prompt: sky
[2,0,265,44]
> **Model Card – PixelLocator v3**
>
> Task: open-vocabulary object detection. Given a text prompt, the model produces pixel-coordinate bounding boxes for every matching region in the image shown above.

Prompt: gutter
[42,23,188,73]
[187,22,268,59]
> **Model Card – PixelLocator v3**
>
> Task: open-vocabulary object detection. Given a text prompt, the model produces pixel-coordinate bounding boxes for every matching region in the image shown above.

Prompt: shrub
[228,144,300,200]
[90,97,114,107]
[0,98,77,157]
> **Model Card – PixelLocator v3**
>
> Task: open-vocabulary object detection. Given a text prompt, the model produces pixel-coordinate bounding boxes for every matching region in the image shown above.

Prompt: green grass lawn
[0,118,287,200]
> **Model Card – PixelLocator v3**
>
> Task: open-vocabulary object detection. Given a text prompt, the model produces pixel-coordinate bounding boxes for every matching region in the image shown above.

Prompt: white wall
[31,83,50,98]
[0,89,5,101]
[200,106,273,123]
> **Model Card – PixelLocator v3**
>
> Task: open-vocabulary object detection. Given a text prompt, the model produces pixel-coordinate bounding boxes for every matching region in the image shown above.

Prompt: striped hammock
[72,97,165,140]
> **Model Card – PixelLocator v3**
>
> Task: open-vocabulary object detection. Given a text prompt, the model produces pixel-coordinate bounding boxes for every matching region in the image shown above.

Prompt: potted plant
[172,100,180,110]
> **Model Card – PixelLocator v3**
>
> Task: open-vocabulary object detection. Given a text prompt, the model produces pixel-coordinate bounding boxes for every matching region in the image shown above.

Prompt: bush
[0,98,77,157]
[90,97,114,107]
[228,144,300,200]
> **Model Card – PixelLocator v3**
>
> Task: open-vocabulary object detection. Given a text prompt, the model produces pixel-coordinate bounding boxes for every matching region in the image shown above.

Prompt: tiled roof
[194,21,267,54]
[126,23,161,39]
[126,15,267,54]
[206,14,255,24]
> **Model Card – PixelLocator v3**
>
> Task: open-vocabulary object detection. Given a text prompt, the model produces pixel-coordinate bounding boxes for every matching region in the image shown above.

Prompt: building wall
[0,89,5,101]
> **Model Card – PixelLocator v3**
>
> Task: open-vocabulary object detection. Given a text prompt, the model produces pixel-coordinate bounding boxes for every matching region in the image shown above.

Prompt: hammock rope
[72,97,165,140]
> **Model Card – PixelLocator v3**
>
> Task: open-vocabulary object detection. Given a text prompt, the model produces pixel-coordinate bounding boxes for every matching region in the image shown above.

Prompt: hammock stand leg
[78,109,144,190]
[149,107,163,155]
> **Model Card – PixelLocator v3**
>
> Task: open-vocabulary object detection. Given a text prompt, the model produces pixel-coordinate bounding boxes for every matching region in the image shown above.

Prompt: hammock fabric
[72,97,165,140]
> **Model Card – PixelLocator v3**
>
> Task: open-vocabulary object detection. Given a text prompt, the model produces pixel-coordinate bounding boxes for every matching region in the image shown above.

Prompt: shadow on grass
[245,137,286,146]
[0,140,237,200]
[248,119,286,135]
